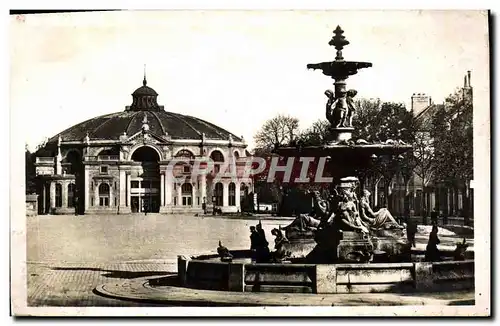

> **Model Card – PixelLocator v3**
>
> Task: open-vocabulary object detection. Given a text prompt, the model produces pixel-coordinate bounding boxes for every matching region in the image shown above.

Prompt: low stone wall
[245,263,316,293]
[179,254,475,294]
[326,263,415,293]
[26,194,38,216]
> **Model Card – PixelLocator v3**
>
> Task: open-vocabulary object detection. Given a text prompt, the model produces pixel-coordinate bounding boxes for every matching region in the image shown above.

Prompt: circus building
[34,76,253,215]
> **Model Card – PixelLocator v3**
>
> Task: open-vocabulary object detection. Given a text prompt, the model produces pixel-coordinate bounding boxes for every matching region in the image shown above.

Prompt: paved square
[26,214,291,306]
[25,214,473,306]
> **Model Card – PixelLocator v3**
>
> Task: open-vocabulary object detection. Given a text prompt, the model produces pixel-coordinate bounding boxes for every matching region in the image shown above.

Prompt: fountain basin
[176,251,474,294]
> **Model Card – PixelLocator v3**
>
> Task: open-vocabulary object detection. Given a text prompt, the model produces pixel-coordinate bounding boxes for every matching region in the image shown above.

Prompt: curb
[94,277,475,307]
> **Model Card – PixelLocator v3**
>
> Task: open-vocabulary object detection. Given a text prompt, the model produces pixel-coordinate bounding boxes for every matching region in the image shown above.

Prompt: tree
[352,98,382,141]
[353,100,417,210]
[431,88,473,218]
[25,144,37,194]
[297,119,330,146]
[253,114,300,151]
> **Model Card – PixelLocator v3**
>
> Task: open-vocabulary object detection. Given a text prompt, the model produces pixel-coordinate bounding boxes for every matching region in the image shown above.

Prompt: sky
[10,10,489,151]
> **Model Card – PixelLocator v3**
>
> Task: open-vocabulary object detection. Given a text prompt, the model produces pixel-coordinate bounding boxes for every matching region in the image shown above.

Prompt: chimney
[411,93,431,116]
[467,70,471,87]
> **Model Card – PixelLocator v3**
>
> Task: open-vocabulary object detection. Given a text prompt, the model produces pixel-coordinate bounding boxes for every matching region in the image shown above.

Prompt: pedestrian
[255,221,270,263]
[249,226,260,262]
[73,196,78,216]
[143,201,148,216]
[406,219,417,248]
[425,223,440,262]
[431,207,439,225]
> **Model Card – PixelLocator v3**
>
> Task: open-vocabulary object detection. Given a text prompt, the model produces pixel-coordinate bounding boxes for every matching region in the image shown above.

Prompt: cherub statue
[270,227,291,262]
[345,89,358,127]
[325,89,348,128]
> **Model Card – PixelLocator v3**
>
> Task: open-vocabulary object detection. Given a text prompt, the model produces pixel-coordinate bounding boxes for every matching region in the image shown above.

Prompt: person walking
[406,219,418,248]
[431,207,439,226]
[425,223,441,262]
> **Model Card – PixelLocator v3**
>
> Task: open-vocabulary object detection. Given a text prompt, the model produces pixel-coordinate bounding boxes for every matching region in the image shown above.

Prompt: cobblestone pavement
[25,214,290,306]
[27,262,177,306]
[24,214,474,307]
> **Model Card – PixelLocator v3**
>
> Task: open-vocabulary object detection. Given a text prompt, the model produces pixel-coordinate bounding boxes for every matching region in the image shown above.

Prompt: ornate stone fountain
[277,25,413,263]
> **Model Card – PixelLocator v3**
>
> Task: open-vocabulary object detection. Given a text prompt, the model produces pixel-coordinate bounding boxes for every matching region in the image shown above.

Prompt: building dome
[42,78,242,147]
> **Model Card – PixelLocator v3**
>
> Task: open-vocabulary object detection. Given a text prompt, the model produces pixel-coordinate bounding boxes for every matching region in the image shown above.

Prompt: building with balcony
[34,76,253,215]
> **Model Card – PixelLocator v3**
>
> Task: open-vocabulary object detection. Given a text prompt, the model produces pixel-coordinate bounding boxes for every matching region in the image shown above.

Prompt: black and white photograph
[10,9,490,317]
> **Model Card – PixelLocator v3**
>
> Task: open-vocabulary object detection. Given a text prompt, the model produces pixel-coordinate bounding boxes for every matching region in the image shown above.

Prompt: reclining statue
[283,191,326,238]
[283,180,404,241]
[358,189,404,230]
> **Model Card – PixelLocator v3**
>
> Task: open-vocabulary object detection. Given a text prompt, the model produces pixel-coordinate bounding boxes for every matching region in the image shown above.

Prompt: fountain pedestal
[330,127,355,142]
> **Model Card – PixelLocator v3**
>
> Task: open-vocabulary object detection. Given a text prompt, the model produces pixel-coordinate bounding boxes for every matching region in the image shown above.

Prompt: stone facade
[34,78,253,215]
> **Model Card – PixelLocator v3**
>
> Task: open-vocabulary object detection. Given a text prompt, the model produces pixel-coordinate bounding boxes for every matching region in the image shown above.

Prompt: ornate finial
[143,64,147,86]
[329,25,350,61]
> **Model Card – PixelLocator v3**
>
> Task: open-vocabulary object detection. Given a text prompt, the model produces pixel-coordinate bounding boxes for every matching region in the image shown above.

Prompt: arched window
[214,182,223,206]
[175,149,195,159]
[228,182,236,206]
[233,151,240,159]
[63,150,82,175]
[210,150,224,174]
[55,183,62,207]
[67,183,75,208]
[210,150,224,162]
[181,183,193,206]
[98,183,110,207]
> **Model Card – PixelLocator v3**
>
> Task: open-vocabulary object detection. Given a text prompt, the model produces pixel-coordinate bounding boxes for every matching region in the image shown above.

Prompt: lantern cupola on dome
[127,67,162,112]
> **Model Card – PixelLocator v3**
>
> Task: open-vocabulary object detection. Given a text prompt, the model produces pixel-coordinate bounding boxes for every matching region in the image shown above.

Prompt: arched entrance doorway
[181,183,193,206]
[214,182,223,206]
[64,150,84,214]
[131,146,161,213]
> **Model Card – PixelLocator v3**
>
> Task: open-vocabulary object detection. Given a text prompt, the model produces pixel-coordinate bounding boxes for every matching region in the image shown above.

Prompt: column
[192,182,196,207]
[110,181,114,207]
[94,181,99,207]
[126,173,131,207]
[430,192,435,213]
[446,188,453,216]
[165,173,172,205]
[84,167,90,211]
[160,173,165,206]
[223,182,229,207]
[62,180,68,208]
[119,170,126,208]
[458,189,463,213]
[41,183,46,213]
[235,182,241,210]
[176,183,182,206]
[49,181,56,210]
[200,174,207,204]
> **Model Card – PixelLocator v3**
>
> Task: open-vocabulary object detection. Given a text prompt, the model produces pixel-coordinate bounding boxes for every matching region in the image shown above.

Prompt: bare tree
[254,114,300,150]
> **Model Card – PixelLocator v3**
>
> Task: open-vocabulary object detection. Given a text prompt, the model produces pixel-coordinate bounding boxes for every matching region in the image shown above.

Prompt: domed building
[34,76,253,215]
